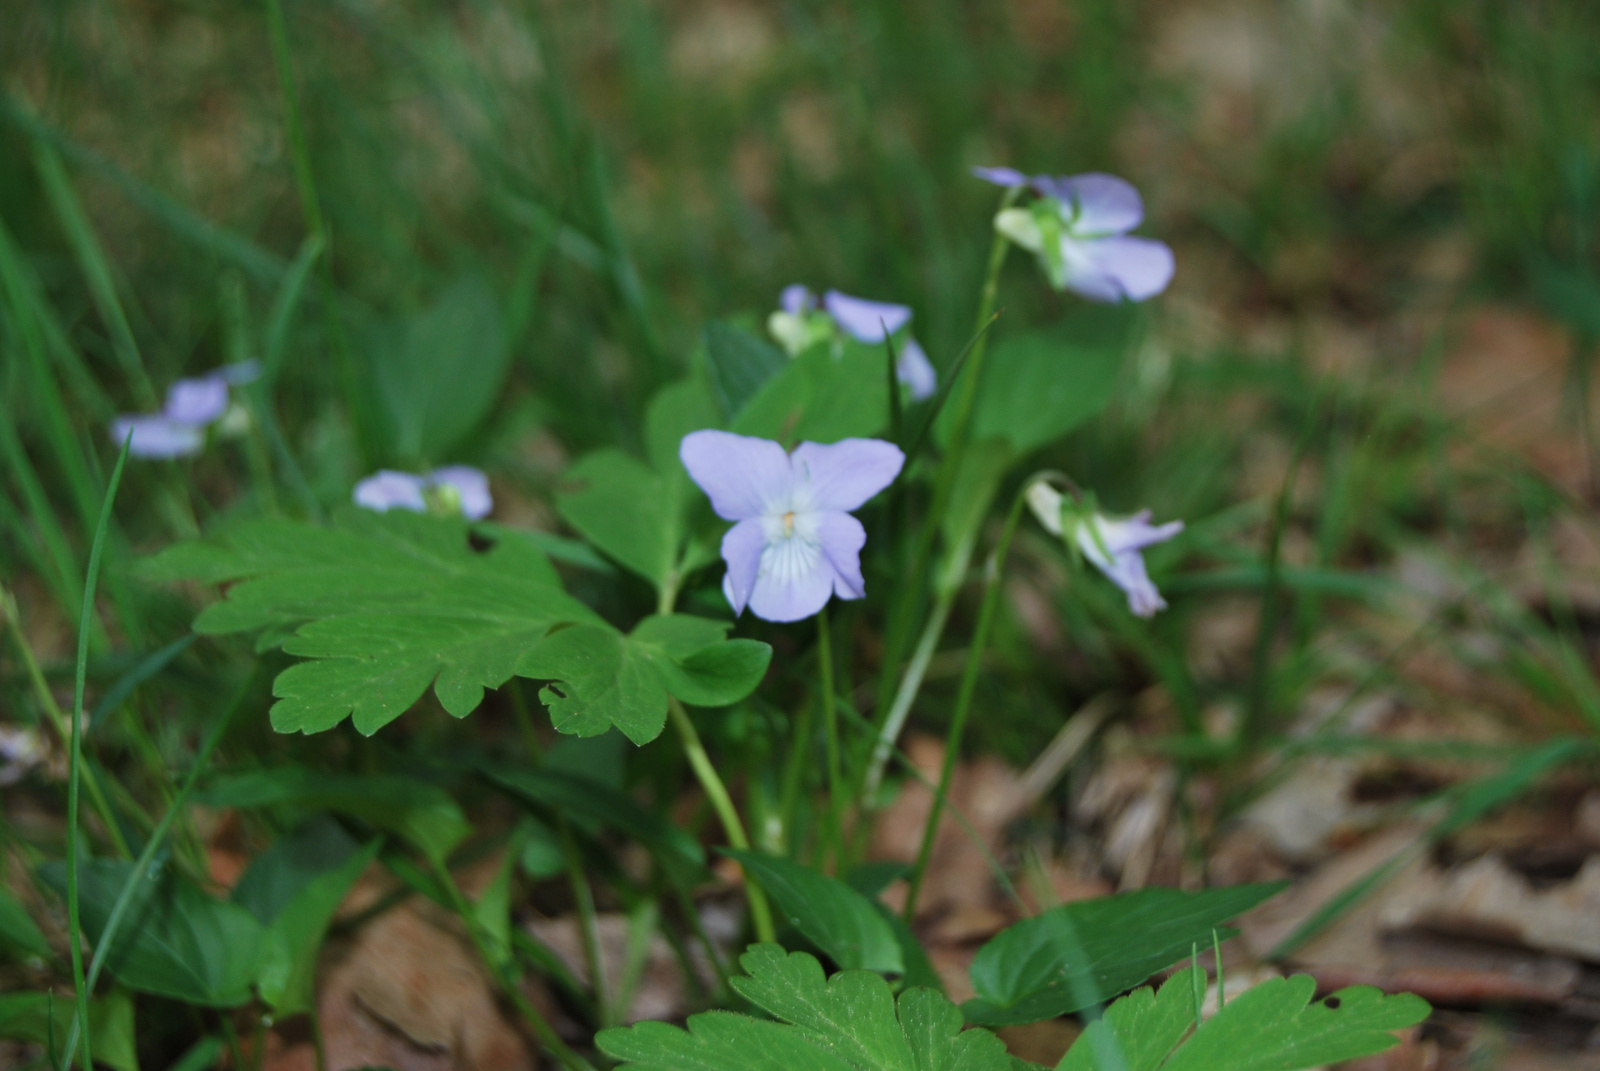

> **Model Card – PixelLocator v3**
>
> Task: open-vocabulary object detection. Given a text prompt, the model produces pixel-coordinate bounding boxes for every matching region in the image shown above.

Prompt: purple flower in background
[353,465,493,520]
[0,725,46,787]
[681,430,904,622]
[974,168,1174,302]
[1026,482,1182,618]
[767,286,938,401]
[109,360,261,459]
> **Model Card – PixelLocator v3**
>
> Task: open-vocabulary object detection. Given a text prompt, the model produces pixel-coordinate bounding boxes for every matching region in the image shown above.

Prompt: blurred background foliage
[2,0,1600,798]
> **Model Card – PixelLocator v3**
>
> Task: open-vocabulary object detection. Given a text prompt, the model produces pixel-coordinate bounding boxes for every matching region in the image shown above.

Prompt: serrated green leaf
[234,818,380,1015]
[734,342,889,445]
[1057,966,1430,1071]
[370,273,510,459]
[518,616,771,744]
[599,945,1011,1071]
[704,321,788,421]
[144,510,598,736]
[39,860,264,1008]
[198,767,469,864]
[0,884,50,961]
[723,851,904,975]
[963,884,1285,1025]
[0,989,139,1071]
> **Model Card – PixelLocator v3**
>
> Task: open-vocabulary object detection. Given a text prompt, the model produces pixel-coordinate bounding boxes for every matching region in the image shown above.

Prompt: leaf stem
[667,698,776,943]
[902,487,1028,921]
[65,438,131,1071]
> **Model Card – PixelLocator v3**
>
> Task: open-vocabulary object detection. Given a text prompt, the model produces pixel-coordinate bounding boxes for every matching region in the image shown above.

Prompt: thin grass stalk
[817,607,846,871]
[902,488,1028,920]
[64,436,131,1071]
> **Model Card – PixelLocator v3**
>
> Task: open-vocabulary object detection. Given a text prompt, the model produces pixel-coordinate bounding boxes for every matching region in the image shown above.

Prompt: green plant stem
[869,187,1017,781]
[426,855,596,1071]
[776,685,817,855]
[560,818,612,1028]
[308,1007,328,1071]
[220,1014,247,1071]
[262,0,373,461]
[667,698,776,943]
[64,439,130,1071]
[862,588,955,806]
[58,668,254,1070]
[817,607,847,871]
[902,488,1027,921]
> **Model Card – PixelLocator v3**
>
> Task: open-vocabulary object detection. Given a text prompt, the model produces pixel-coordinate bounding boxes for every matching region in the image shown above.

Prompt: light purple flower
[353,466,493,520]
[681,430,904,623]
[975,167,1174,302]
[1026,483,1183,617]
[109,360,261,458]
[109,415,206,459]
[767,286,937,401]
[0,725,46,787]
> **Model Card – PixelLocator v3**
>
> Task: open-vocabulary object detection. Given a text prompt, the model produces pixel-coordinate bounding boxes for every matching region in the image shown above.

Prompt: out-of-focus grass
[1,0,1598,809]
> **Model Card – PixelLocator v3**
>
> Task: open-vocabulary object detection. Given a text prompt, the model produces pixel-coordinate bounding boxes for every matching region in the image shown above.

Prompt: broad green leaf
[143,510,598,735]
[735,342,888,445]
[199,767,469,864]
[598,945,1011,1071]
[517,616,770,744]
[371,274,510,459]
[471,821,533,971]
[39,860,264,1008]
[645,375,722,479]
[235,818,381,1015]
[517,816,566,878]
[944,309,1134,457]
[704,321,788,420]
[1057,965,1429,1071]
[0,884,50,960]
[963,884,1285,1025]
[556,451,678,589]
[0,989,139,1071]
[482,764,706,882]
[723,851,903,975]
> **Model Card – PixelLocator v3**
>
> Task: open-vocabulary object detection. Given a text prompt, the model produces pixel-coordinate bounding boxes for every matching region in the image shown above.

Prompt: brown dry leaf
[1381,854,1600,963]
[264,899,539,1071]
[996,1021,1081,1067]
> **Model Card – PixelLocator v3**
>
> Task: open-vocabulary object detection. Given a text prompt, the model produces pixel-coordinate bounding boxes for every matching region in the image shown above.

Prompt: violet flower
[767,286,938,401]
[1026,482,1183,618]
[974,168,1174,302]
[109,360,261,459]
[353,465,493,520]
[0,725,46,787]
[681,430,904,622]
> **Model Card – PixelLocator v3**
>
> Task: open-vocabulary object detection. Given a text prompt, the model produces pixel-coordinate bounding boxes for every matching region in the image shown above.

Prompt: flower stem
[862,588,955,805]
[668,698,776,943]
[817,607,846,871]
[64,438,131,1071]
[902,488,1028,921]
[869,187,1019,779]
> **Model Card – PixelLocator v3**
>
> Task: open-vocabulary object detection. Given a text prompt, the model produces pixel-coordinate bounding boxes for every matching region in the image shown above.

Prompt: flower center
[782,511,795,536]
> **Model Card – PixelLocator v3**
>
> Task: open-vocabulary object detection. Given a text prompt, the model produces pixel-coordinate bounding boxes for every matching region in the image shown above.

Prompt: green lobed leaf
[703,321,788,421]
[39,860,264,1008]
[0,989,140,1071]
[198,766,470,864]
[556,450,679,589]
[723,851,904,975]
[482,763,706,883]
[517,615,770,745]
[0,884,51,961]
[1057,965,1430,1071]
[963,883,1286,1025]
[143,509,600,735]
[370,273,510,460]
[599,945,1012,1071]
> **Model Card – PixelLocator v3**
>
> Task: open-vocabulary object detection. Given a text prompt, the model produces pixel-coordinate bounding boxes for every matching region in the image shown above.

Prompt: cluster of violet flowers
[683,169,1182,624]
[110,361,260,459]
